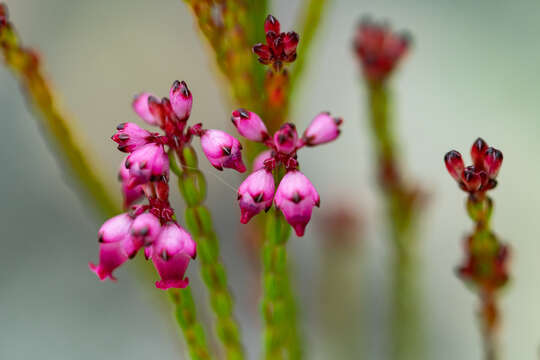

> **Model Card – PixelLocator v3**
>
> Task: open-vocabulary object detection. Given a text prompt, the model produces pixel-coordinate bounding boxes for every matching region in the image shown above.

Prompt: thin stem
[0,4,119,218]
[169,288,213,360]
[366,80,423,360]
[261,168,302,360]
[171,147,245,360]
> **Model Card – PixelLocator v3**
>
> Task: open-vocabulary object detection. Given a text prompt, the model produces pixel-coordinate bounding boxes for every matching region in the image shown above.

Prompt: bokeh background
[2,0,540,359]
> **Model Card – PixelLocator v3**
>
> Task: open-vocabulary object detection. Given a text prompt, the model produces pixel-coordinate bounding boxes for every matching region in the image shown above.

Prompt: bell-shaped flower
[237,169,275,224]
[133,92,161,126]
[231,109,269,142]
[112,122,154,153]
[119,157,144,208]
[89,239,131,281]
[129,213,162,255]
[200,129,246,172]
[151,223,196,290]
[125,143,169,186]
[274,170,320,236]
[98,213,133,243]
[302,112,343,146]
[169,80,193,121]
[273,123,298,154]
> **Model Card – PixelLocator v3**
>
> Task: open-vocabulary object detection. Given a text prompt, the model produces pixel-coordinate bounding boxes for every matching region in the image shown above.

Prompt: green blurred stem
[169,288,213,360]
[366,81,422,360]
[170,147,245,360]
[261,168,302,360]
[289,0,330,99]
[0,10,119,218]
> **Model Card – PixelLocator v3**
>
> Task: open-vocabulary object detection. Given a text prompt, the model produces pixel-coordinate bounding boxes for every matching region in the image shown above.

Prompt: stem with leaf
[170,147,245,360]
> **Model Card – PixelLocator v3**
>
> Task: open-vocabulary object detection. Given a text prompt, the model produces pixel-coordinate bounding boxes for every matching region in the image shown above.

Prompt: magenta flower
[151,223,196,290]
[302,112,343,146]
[231,108,342,236]
[112,122,155,153]
[200,129,246,172]
[231,108,269,142]
[125,143,169,186]
[169,80,193,121]
[274,171,320,236]
[118,157,144,209]
[444,138,503,194]
[92,80,246,289]
[238,169,275,224]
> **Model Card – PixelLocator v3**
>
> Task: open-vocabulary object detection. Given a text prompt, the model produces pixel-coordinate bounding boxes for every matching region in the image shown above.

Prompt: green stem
[169,288,213,360]
[170,147,245,360]
[261,168,302,360]
[366,81,423,360]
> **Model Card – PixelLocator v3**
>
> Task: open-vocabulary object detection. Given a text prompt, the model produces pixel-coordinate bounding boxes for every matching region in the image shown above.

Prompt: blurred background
[1,0,540,359]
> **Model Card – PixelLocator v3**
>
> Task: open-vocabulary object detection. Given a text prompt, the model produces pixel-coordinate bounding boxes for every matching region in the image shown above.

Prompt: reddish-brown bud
[461,166,482,192]
[264,15,280,34]
[483,147,503,179]
[444,150,464,181]
[471,137,488,169]
[0,4,8,27]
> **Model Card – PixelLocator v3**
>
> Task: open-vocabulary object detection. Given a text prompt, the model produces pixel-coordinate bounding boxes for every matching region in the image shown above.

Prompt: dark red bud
[283,32,299,56]
[461,166,482,192]
[471,137,488,168]
[483,147,503,179]
[444,150,464,181]
[264,14,280,34]
[0,4,7,27]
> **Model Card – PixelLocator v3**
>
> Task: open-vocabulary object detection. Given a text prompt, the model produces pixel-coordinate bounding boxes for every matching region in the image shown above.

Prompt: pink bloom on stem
[125,143,169,186]
[119,158,144,208]
[151,223,196,290]
[200,129,246,172]
[273,123,298,155]
[98,213,133,243]
[274,170,320,236]
[130,213,162,253]
[302,112,343,146]
[231,109,269,142]
[253,150,273,171]
[133,92,161,126]
[169,80,193,121]
[237,169,275,224]
[89,239,130,281]
[112,122,154,153]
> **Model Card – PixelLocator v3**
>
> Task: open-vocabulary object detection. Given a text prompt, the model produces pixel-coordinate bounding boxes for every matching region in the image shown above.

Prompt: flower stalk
[170,146,245,360]
[169,288,213,360]
[0,3,119,218]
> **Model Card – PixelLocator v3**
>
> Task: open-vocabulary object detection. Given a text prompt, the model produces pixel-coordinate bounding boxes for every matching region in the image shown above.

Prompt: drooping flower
[200,129,246,172]
[302,112,343,146]
[151,223,196,290]
[98,213,134,243]
[231,108,269,142]
[274,171,320,236]
[89,240,131,281]
[237,169,275,224]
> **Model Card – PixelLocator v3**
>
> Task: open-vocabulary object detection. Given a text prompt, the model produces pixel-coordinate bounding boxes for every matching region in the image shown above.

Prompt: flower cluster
[252,15,299,71]
[353,17,410,83]
[90,81,246,288]
[444,138,503,195]
[231,109,343,236]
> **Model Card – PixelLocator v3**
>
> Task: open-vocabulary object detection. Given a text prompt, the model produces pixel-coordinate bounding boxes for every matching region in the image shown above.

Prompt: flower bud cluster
[444,138,503,195]
[91,81,246,288]
[353,17,410,83]
[252,15,299,71]
[232,109,343,236]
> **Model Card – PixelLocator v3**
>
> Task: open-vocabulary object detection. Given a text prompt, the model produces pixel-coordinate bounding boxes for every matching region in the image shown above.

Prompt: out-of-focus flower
[252,15,299,71]
[238,169,275,224]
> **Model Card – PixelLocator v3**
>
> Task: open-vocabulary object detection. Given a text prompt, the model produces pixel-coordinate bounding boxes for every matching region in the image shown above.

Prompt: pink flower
[89,239,131,281]
[200,129,246,172]
[302,112,343,146]
[274,171,320,236]
[169,80,193,121]
[112,122,154,153]
[151,223,196,290]
[119,157,144,208]
[237,169,275,224]
[231,109,269,142]
[125,143,169,186]
[273,123,298,155]
[253,150,273,171]
[98,213,133,243]
[133,92,161,126]
[130,213,162,252]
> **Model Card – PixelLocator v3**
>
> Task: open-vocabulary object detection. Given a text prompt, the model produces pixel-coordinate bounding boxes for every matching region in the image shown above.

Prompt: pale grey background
[1,0,540,359]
